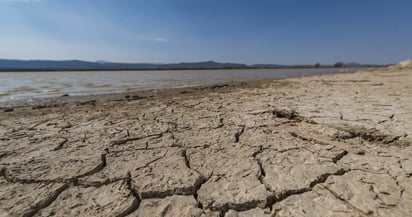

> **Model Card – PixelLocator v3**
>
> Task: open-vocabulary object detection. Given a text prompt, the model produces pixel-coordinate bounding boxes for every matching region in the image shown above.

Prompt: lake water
[0,68,363,102]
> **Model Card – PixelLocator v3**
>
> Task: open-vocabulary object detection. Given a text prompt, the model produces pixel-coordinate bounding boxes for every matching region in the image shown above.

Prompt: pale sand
[0,65,411,216]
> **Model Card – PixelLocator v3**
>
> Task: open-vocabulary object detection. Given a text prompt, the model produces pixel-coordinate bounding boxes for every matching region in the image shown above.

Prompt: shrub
[334,62,344,67]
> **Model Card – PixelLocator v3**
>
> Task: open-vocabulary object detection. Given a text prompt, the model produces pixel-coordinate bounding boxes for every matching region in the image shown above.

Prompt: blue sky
[0,0,411,64]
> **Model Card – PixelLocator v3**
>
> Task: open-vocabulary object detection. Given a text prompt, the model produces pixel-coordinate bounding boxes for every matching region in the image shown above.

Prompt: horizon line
[0,58,395,66]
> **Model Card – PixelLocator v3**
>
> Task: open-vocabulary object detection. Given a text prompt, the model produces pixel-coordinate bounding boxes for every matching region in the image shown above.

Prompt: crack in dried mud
[51,137,68,151]
[182,148,210,209]
[22,184,69,217]
[322,185,372,217]
[110,133,164,146]
[2,153,108,186]
[124,172,142,217]
[234,125,245,143]
[269,167,349,207]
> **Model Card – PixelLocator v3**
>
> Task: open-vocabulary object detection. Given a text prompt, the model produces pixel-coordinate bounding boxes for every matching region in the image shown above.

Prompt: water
[0,68,362,102]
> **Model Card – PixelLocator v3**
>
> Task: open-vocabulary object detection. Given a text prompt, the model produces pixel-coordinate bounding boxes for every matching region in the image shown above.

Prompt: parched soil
[0,67,411,217]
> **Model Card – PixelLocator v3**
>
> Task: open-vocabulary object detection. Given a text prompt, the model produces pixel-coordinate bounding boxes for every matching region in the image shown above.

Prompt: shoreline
[0,77,281,108]
[1,67,411,216]
[0,68,370,106]
[0,68,367,108]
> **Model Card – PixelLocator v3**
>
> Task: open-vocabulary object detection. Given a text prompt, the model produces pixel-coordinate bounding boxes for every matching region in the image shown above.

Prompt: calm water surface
[0,68,362,102]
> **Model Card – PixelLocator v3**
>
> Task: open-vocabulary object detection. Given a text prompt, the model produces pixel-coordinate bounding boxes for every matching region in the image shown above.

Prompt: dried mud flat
[1,67,411,217]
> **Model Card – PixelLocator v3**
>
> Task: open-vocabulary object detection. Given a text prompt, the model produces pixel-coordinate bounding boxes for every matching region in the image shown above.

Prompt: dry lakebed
[1,64,412,216]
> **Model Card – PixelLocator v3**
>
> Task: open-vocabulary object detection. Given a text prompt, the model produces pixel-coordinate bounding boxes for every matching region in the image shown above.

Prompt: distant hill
[0,59,249,71]
[0,59,383,71]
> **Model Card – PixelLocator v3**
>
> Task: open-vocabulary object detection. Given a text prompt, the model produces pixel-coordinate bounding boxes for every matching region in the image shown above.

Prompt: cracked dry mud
[1,67,412,216]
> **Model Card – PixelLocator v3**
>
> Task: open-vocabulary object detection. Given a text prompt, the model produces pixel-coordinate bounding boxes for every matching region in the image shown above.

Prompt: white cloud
[153,37,169,42]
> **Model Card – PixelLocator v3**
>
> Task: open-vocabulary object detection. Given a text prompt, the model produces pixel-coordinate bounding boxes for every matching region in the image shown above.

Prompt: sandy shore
[1,66,411,216]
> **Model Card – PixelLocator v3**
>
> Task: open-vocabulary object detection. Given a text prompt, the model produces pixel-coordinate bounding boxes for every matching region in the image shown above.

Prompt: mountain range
[0,59,382,71]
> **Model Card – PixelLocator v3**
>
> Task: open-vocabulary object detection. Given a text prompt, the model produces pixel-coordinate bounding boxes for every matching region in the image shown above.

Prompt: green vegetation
[334,62,343,67]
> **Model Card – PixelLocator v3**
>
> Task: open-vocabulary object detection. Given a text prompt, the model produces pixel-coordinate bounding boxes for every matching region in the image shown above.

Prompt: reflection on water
[0,68,362,102]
